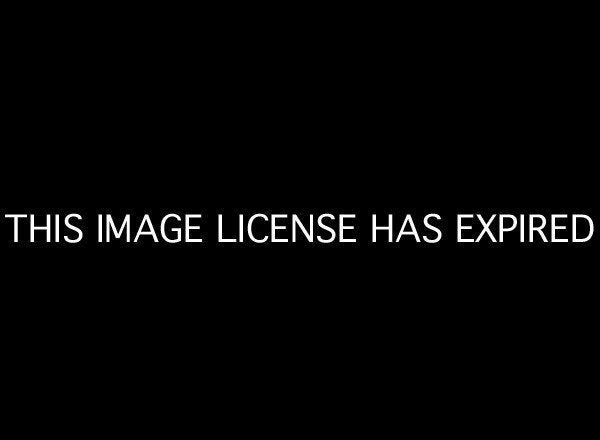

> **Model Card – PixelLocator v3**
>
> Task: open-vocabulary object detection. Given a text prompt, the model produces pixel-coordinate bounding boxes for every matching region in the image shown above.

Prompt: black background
[1,6,597,434]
